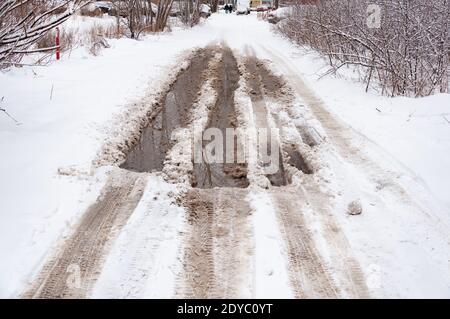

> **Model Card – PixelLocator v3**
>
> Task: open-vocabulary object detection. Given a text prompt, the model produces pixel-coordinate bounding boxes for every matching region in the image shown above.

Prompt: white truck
[236,0,251,15]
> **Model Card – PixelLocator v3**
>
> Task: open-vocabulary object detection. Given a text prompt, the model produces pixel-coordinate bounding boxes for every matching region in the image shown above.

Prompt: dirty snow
[1,12,449,298]
[90,176,185,298]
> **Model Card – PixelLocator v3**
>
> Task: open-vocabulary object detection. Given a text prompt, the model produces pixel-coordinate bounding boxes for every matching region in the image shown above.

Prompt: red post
[55,27,61,61]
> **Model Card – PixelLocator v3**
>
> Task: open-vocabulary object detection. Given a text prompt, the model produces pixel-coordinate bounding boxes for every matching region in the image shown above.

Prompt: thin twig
[443,115,450,125]
[0,107,21,125]
[0,61,49,67]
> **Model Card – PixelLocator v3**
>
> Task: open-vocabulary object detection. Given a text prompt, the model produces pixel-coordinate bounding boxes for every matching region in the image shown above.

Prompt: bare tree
[209,0,219,13]
[273,0,279,10]
[179,0,201,26]
[0,0,89,66]
[111,0,174,38]
[279,0,450,97]
[153,0,174,32]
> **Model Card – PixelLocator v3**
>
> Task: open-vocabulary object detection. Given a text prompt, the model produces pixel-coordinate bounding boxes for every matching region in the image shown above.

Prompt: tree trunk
[211,0,219,13]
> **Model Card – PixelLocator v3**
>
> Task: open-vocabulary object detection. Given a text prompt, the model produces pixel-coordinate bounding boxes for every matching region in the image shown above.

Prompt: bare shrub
[36,32,56,50]
[87,24,110,55]
[110,0,175,38]
[102,23,127,39]
[204,0,218,13]
[88,35,110,56]
[37,21,122,58]
[80,6,103,17]
[279,0,450,97]
[0,0,89,66]
[179,0,201,26]
[37,29,77,52]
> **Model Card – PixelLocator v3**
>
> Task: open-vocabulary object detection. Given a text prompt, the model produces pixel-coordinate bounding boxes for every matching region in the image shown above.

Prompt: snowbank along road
[10,14,450,298]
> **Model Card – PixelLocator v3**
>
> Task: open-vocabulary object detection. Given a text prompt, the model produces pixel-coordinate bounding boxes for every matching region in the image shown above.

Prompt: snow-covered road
[1,13,450,298]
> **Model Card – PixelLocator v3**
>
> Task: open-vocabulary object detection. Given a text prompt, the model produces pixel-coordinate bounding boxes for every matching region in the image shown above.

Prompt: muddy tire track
[242,52,345,298]
[179,47,253,298]
[302,183,371,298]
[258,49,370,298]
[24,171,146,299]
[191,48,249,189]
[242,51,340,298]
[211,188,253,297]
[242,55,288,186]
[247,51,369,298]
[177,189,215,298]
[271,189,340,298]
[178,188,252,298]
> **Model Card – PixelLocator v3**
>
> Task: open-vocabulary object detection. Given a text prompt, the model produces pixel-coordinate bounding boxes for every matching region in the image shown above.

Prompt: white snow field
[1,12,449,298]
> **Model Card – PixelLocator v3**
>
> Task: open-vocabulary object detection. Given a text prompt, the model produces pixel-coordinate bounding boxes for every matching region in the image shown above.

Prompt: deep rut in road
[121,49,214,173]
[243,56,288,186]
[179,48,253,298]
[191,48,249,189]
[178,189,253,298]
[257,52,369,298]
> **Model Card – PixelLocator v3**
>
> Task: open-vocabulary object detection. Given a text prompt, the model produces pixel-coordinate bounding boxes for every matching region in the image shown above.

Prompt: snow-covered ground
[1,12,449,298]
[284,50,450,215]
[0,15,215,297]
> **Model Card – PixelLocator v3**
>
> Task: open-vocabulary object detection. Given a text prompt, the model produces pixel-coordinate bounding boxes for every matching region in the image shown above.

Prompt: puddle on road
[120,46,310,187]
[120,49,213,173]
[286,145,313,175]
[191,48,249,189]
[265,150,288,187]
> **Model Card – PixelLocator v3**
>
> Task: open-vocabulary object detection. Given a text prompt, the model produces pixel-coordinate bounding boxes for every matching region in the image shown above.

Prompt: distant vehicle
[256,5,270,12]
[236,0,251,15]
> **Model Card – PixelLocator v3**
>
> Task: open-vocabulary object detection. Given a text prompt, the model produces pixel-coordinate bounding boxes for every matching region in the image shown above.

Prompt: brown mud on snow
[243,56,288,186]
[253,60,287,99]
[271,188,340,298]
[178,47,255,298]
[251,56,323,150]
[120,49,215,173]
[191,48,249,189]
[177,188,253,298]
